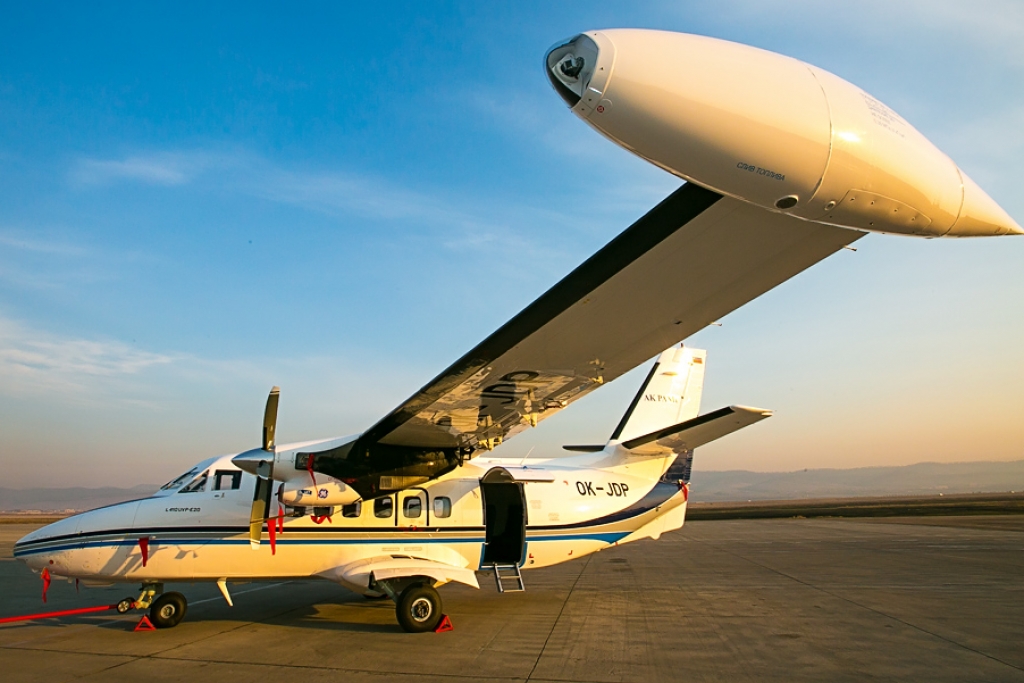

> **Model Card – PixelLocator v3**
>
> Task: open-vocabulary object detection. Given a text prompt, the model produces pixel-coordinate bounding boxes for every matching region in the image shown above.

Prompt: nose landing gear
[119,583,189,629]
[149,592,188,628]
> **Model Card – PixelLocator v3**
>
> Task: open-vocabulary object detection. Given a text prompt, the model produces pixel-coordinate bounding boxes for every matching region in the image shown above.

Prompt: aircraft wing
[318,555,481,593]
[622,405,773,456]
[357,183,863,455]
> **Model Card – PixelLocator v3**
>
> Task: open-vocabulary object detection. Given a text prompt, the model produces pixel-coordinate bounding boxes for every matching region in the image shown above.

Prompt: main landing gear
[396,584,442,633]
[116,583,189,629]
[370,577,444,633]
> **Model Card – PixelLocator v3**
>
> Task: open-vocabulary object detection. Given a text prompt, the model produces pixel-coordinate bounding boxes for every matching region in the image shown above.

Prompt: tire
[149,591,187,628]
[395,584,442,633]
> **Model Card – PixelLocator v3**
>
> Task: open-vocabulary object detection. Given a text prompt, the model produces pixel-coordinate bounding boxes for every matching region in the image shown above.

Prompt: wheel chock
[434,614,453,633]
[133,615,156,632]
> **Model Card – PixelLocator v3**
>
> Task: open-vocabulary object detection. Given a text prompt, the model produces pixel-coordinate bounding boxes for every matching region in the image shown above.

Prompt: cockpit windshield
[178,470,209,494]
[159,466,202,491]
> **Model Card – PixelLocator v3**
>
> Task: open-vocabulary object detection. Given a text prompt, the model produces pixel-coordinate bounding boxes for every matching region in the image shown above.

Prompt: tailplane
[609,346,705,443]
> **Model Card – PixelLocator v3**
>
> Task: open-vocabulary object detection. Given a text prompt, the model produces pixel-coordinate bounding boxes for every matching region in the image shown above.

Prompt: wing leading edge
[360,183,864,454]
[307,183,863,498]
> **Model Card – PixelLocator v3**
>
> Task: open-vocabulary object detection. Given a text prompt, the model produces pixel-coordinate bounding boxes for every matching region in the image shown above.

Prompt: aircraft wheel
[149,591,187,628]
[116,597,135,613]
[396,584,442,633]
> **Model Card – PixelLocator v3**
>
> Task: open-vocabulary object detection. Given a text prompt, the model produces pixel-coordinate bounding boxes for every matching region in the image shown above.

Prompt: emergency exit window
[403,497,422,519]
[374,497,393,518]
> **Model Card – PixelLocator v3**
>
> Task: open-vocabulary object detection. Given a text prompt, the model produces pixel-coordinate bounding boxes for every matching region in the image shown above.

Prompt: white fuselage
[14,444,687,591]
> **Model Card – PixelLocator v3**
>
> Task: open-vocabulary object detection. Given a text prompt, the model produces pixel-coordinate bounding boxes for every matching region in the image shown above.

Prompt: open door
[481,468,526,566]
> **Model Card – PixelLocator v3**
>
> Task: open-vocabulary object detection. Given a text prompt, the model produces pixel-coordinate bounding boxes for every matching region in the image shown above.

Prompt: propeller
[248,386,280,550]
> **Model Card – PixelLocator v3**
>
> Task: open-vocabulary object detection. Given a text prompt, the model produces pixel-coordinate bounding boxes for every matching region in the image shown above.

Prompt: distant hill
[691,460,1024,502]
[2,460,1023,511]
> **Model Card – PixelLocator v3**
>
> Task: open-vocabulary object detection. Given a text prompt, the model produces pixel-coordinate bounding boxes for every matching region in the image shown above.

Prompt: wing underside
[358,183,864,455]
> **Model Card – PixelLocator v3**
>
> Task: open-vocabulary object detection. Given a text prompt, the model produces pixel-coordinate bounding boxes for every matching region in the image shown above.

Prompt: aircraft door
[480,468,526,565]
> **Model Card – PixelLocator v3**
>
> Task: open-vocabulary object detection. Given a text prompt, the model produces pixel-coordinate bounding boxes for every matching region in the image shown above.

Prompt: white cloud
[698,0,1024,66]
[908,0,1024,65]
[0,233,91,257]
[0,228,132,291]
[0,314,174,397]
[68,148,595,268]
[70,152,222,187]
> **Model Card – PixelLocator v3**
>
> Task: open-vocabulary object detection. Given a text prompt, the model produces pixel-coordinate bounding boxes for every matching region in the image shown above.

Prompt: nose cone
[947,171,1023,236]
[232,447,272,475]
[14,515,80,570]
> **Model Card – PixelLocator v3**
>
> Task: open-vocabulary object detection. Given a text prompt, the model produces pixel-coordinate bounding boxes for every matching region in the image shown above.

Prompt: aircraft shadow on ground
[191,589,407,634]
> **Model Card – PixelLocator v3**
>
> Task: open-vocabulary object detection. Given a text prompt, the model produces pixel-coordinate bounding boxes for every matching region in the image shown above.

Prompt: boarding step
[490,562,525,593]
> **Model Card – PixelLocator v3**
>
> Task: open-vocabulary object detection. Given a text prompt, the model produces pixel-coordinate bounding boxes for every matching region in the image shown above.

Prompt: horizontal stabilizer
[622,405,772,455]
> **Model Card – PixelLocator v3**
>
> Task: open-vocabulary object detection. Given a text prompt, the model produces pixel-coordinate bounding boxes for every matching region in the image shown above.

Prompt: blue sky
[2,1,1022,488]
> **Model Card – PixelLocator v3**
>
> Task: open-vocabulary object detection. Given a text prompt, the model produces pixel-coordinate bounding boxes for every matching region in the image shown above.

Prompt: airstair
[490,562,525,593]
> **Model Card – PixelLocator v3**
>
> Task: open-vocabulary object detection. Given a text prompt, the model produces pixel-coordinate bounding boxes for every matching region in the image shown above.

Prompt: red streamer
[306,453,316,487]
[138,537,149,567]
[41,567,51,603]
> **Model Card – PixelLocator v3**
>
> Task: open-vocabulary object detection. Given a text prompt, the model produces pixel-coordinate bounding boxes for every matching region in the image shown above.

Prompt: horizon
[2,1,1022,488]
[3,456,1023,492]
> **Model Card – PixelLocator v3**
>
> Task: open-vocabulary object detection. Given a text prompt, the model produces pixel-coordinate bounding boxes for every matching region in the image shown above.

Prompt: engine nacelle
[546,30,1020,238]
[278,474,360,507]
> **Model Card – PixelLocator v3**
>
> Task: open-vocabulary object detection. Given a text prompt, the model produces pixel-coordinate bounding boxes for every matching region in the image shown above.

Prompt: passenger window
[433,496,452,518]
[374,497,393,518]
[179,470,208,494]
[342,501,362,518]
[213,470,242,491]
[403,497,422,519]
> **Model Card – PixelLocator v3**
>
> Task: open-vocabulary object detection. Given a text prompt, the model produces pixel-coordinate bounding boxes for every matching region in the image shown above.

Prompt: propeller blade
[249,386,280,550]
[248,459,273,550]
[263,386,280,451]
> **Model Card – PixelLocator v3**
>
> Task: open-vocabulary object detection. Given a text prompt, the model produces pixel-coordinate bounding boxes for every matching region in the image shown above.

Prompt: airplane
[16,346,766,632]
[13,28,1021,633]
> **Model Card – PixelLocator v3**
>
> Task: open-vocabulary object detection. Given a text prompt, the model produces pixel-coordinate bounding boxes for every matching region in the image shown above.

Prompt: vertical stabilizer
[609,346,706,443]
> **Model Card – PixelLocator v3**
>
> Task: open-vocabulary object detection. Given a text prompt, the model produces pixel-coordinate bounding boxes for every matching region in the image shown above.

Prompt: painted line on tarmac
[189,582,287,607]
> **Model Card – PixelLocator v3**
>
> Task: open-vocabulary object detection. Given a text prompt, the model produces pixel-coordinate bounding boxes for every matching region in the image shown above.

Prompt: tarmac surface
[2,516,1023,682]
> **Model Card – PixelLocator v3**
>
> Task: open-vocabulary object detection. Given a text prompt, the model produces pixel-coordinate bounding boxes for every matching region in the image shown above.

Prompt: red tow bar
[0,603,117,625]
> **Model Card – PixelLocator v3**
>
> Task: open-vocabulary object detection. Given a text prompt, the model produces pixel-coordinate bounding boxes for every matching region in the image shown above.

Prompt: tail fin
[609,346,706,443]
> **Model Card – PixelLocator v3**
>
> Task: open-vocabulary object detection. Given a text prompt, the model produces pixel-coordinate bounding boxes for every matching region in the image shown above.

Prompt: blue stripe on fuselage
[12,530,633,558]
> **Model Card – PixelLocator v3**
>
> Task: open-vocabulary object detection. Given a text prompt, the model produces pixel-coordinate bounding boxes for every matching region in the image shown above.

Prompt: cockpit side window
[213,470,242,491]
[178,470,209,494]
[160,467,201,491]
